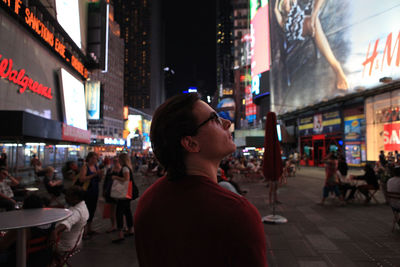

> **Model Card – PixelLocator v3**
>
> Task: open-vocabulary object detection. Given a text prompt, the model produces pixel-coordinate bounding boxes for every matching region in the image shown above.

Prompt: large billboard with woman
[269,0,400,114]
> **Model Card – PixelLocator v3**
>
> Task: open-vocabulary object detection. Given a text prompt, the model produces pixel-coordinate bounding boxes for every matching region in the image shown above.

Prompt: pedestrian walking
[320,153,345,205]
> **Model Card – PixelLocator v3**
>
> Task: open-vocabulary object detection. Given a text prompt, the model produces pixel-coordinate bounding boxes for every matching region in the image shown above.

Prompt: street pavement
[68,167,400,267]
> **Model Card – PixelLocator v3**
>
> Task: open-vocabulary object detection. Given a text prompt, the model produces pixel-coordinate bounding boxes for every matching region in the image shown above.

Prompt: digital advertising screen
[59,68,87,130]
[85,81,101,120]
[270,0,400,114]
[126,115,143,135]
[56,0,82,48]
[250,0,270,76]
[217,98,236,122]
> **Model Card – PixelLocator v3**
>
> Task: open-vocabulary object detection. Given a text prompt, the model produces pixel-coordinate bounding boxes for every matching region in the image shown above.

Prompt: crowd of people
[319,151,400,209]
[0,150,142,266]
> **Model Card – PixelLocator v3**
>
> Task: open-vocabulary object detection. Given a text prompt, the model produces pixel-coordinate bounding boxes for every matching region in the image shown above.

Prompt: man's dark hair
[150,93,200,181]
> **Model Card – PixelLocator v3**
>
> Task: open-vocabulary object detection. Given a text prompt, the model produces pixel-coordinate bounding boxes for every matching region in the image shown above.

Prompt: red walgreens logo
[0,54,52,99]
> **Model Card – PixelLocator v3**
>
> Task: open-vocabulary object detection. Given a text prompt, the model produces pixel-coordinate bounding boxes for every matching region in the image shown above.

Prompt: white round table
[0,208,72,267]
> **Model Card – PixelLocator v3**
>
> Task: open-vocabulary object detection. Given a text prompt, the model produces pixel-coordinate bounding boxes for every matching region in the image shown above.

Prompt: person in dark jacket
[347,164,379,203]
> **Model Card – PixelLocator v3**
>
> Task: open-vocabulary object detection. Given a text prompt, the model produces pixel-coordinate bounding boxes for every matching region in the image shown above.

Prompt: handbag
[110,166,139,200]
[72,174,90,191]
[110,179,131,199]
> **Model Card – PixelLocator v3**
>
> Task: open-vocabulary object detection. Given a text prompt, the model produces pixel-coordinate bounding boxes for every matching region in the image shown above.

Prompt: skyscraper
[115,0,165,115]
[88,3,125,140]
[216,0,234,97]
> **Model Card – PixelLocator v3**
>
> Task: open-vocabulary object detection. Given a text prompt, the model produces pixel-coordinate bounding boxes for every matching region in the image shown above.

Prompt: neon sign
[0,54,52,99]
[1,0,88,79]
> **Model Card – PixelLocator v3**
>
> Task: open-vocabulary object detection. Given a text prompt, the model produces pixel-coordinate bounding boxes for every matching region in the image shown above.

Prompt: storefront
[0,1,91,182]
[91,137,125,157]
[343,106,366,167]
[299,111,342,166]
[366,89,400,162]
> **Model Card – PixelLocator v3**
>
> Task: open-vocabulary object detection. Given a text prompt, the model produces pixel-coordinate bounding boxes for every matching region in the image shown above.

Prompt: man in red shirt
[134,93,267,266]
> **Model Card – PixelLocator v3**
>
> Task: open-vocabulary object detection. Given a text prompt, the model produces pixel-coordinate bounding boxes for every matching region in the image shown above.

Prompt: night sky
[162,1,217,98]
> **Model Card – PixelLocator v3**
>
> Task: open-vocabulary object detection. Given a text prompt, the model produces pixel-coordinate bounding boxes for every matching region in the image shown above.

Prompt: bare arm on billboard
[274,0,284,28]
[310,0,325,37]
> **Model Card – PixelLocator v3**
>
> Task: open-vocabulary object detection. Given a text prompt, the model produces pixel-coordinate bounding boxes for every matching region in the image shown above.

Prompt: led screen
[126,115,143,134]
[250,0,270,76]
[85,81,101,120]
[56,0,82,48]
[270,0,400,114]
[60,69,87,130]
[217,98,236,122]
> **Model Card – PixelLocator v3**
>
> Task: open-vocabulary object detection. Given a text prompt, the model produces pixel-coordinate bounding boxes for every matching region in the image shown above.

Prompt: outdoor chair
[27,234,53,266]
[385,191,400,232]
[355,185,379,204]
[51,227,84,267]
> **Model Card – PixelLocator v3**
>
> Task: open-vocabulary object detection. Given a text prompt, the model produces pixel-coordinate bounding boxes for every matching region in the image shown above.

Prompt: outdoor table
[0,208,72,267]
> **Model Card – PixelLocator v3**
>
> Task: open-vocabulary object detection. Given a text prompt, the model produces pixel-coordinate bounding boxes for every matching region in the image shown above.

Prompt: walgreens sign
[0,53,52,99]
[383,123,400,151]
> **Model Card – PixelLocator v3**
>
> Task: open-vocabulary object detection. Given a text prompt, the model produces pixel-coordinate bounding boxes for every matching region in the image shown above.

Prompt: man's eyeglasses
[193,112,223,133]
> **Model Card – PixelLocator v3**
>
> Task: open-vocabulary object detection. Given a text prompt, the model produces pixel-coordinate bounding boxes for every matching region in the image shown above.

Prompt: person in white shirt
[387,167,400,210]
[53,186,89,253]
[0,167,19,211]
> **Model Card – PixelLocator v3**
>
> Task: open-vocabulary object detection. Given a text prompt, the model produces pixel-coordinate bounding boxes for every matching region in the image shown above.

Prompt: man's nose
[222,118,231,129]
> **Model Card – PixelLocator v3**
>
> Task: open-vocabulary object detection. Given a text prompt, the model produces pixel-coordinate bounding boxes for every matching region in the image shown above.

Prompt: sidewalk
[67,168,400,267]
[256,167,400,266]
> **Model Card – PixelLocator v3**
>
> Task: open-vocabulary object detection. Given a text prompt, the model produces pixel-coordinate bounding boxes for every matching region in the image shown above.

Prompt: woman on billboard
[274,0,348,90]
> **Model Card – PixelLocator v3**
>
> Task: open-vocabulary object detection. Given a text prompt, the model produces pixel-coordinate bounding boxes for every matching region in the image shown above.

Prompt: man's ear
[180,136,200,153]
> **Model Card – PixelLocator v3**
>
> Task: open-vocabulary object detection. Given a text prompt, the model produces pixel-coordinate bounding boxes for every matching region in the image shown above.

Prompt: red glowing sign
[0,54,52,99]
[62,123,91,144]
[384,123,400,151]
[123,106,129,120]
[1,1,88,79]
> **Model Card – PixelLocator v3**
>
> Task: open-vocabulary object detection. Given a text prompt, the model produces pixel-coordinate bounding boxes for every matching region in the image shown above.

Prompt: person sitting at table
[336,155,355,199]
[0,194,55,267]
[43,167,64,196]
[0,167,19,211]
[52,186,89,259]
[62,161,80,182]
[347,164,379,203]
[387,166,400,212]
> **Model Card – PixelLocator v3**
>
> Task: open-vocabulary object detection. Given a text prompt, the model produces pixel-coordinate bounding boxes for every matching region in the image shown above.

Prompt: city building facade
[115,0,165,116]
[88,3,125,157]
[0,0,117,182]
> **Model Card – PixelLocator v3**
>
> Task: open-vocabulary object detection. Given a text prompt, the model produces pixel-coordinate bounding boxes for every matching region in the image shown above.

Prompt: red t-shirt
[134,175,267,267]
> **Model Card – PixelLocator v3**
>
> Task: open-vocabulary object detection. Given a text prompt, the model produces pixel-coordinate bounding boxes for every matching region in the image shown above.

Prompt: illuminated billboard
[217,98,236,122]
[85,81,101,120]
[250,0,270,76]
[56,0,82,48]
[126,115,143,135]
[59,68,87,130]
[270,0,400,114]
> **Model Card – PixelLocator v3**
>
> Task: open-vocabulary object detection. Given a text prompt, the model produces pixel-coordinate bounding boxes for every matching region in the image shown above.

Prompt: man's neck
[185,156,220,183]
